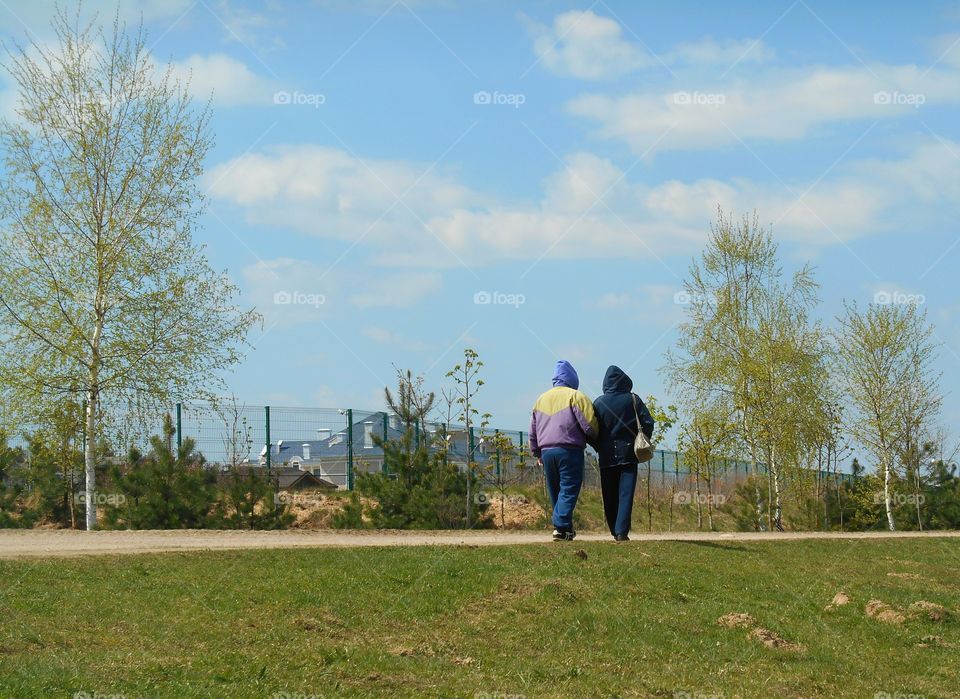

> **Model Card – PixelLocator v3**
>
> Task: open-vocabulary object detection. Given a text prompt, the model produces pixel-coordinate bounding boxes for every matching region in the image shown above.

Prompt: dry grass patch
[907,601,950,622]
[748,627,806,653]
[887,572,924,581]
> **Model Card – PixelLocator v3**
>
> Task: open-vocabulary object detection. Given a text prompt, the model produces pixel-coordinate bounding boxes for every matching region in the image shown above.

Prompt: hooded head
[602,365,633,394]
[552,359,580,389]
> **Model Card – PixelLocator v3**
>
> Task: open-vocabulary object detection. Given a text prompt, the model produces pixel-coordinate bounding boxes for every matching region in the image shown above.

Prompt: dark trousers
[600,463,638,537]
[541,447,585,531]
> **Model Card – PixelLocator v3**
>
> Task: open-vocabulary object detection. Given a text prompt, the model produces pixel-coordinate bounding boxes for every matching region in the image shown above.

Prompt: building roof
[264,411,514,465]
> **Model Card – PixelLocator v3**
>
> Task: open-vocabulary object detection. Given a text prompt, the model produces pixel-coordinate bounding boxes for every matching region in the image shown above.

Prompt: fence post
[265,405,271,469]
[382,412,389,474]
[495,428,501,480]
[346,409,354,490]
[415,421,420,450]
[175,402,182,451]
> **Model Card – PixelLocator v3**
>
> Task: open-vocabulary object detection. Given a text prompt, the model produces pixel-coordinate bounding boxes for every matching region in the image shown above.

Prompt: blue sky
[2,1,960,450]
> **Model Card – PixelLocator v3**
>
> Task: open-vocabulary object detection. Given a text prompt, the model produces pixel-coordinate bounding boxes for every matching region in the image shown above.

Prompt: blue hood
[552,360,580,389]
[602,365,633,394]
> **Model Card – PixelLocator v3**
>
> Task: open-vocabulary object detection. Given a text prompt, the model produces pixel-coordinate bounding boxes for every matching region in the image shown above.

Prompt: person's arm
[529,408,541,458]
[572,391,599,442]
[635,395,655,440]
[585,399,601,450]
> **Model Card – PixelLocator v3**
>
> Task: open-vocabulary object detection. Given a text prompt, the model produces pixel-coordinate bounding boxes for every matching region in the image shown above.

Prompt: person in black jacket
[591,365,655,541]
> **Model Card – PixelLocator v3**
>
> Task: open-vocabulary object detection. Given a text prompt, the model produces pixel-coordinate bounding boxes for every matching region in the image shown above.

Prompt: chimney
[389,414,398,430]
[363,421,374,449]
[302,443,311,461]
[317,428,331,443]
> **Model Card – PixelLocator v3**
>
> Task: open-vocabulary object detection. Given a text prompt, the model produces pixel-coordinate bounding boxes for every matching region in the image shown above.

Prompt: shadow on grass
[673,540,753,553]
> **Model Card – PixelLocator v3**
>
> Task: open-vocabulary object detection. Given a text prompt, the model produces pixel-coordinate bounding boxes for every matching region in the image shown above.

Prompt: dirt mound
[748,627,805,652]
[282,490,544,530]
[717,613,803,652]
[717,612,756,629]
[908,601,950,622]
[284,491,376,528]
[484,495,545,529]
[865,599,906,624]
[825,591,851,611]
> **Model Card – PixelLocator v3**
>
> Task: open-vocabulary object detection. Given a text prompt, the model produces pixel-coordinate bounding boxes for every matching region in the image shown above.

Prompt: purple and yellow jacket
[529,360,598,457]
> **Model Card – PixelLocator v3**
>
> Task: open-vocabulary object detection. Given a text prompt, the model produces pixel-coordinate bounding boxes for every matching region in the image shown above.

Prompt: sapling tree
[678,399,736,530]
[216,395,254,470]
[385,367,436,466]
[643,395,676,530]
[446,348,490,528]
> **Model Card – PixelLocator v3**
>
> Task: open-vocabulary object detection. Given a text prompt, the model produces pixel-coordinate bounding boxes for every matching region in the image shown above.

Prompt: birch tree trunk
[883,454,895,531]
[694,463,703,530]
[83,384,98,531]
[771,444,784,531]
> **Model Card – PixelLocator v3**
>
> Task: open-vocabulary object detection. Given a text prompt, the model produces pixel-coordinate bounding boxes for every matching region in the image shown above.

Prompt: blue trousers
[542,447,585,531]
[600,463,638,537]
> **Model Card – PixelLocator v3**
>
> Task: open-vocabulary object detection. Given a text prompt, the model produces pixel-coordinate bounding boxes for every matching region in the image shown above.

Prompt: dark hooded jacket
[591,365,655,468]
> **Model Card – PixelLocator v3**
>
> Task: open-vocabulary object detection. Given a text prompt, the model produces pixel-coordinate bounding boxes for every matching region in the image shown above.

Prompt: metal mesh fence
[169,401,854,493]
[0,399,855,497]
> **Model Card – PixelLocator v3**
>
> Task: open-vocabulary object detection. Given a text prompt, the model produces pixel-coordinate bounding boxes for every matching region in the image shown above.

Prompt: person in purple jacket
[529,360,599,541]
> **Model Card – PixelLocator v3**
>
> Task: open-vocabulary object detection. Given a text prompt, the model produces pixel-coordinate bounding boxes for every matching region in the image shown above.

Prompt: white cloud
[168,53,278,106]
[206,145,483,262]
[663,37,774,66]
[526,10,772,80]
[215,0,286,51]
[211,139,960,266]
[569,62,960,153]
[351,272,443,308]
[529,10,651,80]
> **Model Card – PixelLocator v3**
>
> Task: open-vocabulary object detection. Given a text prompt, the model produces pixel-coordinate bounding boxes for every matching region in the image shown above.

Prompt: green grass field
[2,538,958,698]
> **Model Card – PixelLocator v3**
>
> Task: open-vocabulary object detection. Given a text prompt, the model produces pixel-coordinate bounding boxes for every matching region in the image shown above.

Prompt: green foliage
[21,439,76,528]
[104,415,218,529]
[666,209,825,532]
[0,8,260,529]
[20,401,86,528]
[731,476,768,531]
[331,491,366,529]
[356,433,491,530]
[214,468,294,530]
[644,395,678,448]
[923,461,960,529]
[0,433,25,528]
[833,301,939,531]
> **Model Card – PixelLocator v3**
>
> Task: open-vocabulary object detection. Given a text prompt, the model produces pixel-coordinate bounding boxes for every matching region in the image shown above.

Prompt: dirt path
[1,528,957,559]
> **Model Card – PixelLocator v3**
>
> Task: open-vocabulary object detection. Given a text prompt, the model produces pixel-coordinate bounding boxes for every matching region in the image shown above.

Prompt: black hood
[602,365,633,394]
